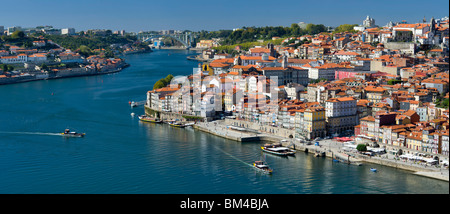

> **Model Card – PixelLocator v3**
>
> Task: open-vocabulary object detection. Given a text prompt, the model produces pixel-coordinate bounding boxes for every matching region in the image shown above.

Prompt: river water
[0,49,448,194]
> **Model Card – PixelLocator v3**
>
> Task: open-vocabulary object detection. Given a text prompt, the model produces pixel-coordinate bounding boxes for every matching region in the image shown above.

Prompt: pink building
[335,70,359,80]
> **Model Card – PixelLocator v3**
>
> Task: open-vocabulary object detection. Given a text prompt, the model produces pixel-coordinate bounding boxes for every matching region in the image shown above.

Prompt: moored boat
[261,143,296,156]
[370,168,377,172]
[61,129,85,137]
[138,115,162,123]
[169,122,186,128]
[253,161,273,174]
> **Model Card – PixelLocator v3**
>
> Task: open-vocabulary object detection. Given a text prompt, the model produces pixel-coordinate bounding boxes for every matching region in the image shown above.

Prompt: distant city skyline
[1,0,449,32]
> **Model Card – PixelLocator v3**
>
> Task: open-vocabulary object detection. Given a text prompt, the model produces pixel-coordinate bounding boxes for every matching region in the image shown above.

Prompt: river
[0,49,448,194]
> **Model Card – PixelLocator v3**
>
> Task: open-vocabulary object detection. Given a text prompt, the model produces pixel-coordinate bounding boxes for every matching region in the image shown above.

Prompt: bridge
[137,32,196,49]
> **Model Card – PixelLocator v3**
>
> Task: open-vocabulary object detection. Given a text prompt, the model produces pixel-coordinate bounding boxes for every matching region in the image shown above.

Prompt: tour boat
[253,161,273,174]
[138,115,162,123]
[261,143,296,156]
[61,129,85,138]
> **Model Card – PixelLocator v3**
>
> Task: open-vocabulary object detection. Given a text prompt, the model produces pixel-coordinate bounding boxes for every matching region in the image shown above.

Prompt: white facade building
[61,28,76,35]
[325,97,357,118]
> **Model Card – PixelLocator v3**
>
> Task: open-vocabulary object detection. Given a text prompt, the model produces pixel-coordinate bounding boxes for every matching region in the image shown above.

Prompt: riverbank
[194,119,449,182]
[158,46,204,51]
[0,63,129,86]
[186,55,213,62]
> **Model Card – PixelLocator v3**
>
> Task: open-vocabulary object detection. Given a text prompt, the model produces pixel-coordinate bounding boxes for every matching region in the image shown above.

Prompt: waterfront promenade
[194,120,449,182]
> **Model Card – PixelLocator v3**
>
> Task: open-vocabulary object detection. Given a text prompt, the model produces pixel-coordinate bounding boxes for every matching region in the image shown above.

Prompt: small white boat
[253,161,273,174]
[61,129,85,138]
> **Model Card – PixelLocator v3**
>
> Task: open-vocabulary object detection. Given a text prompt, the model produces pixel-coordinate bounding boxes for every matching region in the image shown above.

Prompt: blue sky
[1,0,448,32]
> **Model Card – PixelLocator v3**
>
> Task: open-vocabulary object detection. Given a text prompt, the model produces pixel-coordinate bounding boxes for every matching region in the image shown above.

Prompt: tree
[356,144,367,152]
[78,45,92,57]
[387,79,402,85]
[0,64,7,72]
[333,24,358,33]
[40,63,48,71]
[1,64,14,72]
[11,31,25,39]
[153,79,166,90]
[153,74,175,90]
[24,41,33,48]
[165,74,174,84]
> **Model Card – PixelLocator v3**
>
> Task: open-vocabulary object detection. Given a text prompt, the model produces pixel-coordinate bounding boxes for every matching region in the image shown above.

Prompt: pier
[193,121,281,143]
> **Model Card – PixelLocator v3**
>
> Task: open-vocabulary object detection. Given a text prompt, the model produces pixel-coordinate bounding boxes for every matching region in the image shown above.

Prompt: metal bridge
[137,32,196,49]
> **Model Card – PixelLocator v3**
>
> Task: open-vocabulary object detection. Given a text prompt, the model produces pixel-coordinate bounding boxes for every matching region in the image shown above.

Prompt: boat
[138,115,162,123]
[129,101,137,107]
[169,122,186,128]
[253,161,273,174]
[314,151,325,157]
[370,168,377,172]
[61,129,85,138]
[261,143,296,156]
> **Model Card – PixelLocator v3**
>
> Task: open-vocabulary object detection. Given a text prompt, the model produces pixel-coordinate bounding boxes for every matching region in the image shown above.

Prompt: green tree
[40,63,48,70]
[24,41,33,48]
[333,24,358,33]
[356,144,367,152]
[78,45,92,57]
[153,79,166,90]
[387,79,402,85]
[165,74,174,84]
[11,31,25,39]
[0,64,7,72]
[1,64,15,72]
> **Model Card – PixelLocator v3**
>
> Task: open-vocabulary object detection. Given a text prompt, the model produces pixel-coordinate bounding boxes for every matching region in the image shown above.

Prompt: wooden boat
[61,129,85,138]
[169,122,186,128]
[138,115,162,123]
[253,161,273,174]
[261,143,295,156]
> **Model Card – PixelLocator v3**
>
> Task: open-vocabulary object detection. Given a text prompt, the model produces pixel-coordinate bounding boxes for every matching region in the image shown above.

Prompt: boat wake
[0,131,63,136]
[213,146,253,168]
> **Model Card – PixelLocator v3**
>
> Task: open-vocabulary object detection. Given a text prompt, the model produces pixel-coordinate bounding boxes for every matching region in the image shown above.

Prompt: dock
[193,122,281,142]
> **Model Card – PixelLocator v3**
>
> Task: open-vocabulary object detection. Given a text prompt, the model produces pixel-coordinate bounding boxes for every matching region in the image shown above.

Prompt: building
[325,97,358,136]
[421,78,449,94]
[0,54,27,64]
[196,40,217,49]
[27,53,47,63]
[260,60,309,86]
[32,40,46,47]
[363,16,376,28]
[308,63,353,81]
[365,86,387,103]
[284,83,305,100]
[335,70,374,80]
[358,111,397,145]
[300,106,326,140]
[7,26,22,35]
[61,28,76,35]
[224,88,242,113]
